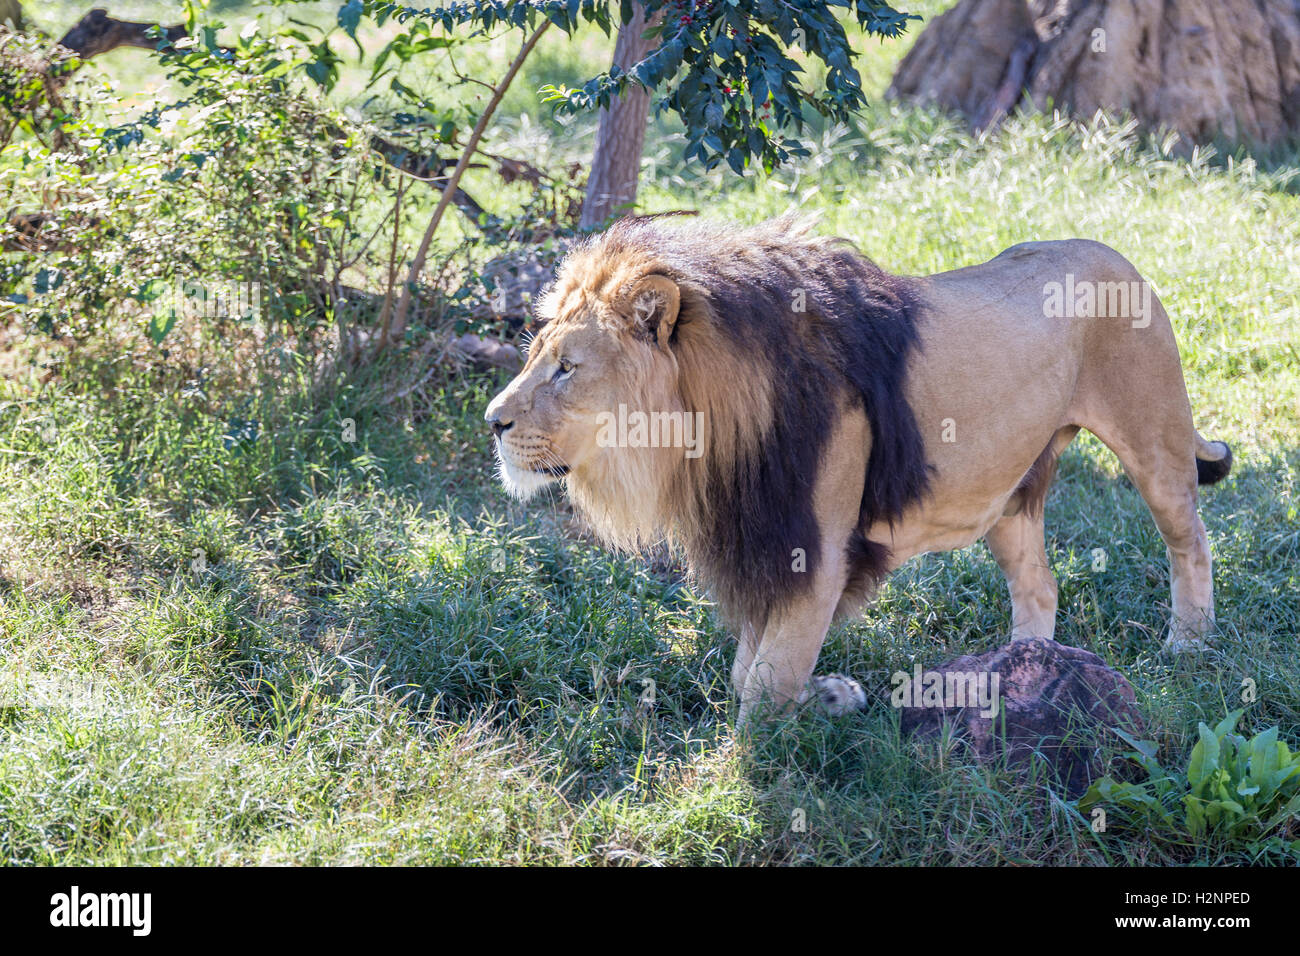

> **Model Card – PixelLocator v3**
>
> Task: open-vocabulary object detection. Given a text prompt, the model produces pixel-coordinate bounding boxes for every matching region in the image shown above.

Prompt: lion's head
[485,264,686,507]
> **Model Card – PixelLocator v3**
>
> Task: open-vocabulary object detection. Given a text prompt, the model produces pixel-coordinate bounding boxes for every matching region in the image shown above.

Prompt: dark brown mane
[565,216,931,627]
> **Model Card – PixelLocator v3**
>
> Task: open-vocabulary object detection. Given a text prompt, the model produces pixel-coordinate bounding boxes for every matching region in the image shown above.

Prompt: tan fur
[487,229,1229,724]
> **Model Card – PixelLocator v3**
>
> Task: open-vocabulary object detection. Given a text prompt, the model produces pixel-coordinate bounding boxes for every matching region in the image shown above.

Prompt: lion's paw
[811,673,867,716]
[1162,634,1210,654]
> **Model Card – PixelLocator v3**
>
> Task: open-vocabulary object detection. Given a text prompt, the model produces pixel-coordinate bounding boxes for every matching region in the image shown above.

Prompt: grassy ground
[1,2,1298,865]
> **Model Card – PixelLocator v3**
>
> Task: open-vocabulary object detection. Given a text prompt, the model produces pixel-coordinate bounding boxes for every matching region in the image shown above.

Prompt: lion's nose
[485,408,512,438]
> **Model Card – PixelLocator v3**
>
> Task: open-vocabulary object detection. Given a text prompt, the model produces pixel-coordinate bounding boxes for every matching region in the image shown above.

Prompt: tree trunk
[888,0,1037,124]
[888,0,1300,149]
[578,4,659,230]
[0,0,24,30]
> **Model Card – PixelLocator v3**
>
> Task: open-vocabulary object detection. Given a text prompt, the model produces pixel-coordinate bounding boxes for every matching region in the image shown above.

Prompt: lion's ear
[622,274,681,348]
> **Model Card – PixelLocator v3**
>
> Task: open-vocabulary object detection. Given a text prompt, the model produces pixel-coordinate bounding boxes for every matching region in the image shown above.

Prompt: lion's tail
[1194,433,1233,486]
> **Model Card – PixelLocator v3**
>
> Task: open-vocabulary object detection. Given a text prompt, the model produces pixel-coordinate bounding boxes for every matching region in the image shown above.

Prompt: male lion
[485,216,1231,723]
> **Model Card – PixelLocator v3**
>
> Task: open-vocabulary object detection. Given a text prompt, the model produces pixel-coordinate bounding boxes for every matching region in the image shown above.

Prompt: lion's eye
[554,358,574,380]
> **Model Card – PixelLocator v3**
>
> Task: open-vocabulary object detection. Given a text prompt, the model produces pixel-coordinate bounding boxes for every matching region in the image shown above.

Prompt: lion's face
[485,273,681,499]
[485,316,625,498]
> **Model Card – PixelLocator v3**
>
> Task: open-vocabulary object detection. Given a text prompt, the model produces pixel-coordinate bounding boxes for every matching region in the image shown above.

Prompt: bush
[1080,711,1300,847]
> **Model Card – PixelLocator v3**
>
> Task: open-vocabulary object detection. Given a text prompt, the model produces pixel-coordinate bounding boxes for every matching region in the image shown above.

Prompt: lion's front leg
[738,610,830,724]
[736,405,870,725]
[734,618,864,717]
[730,621,762,698]
[737,560,863,724]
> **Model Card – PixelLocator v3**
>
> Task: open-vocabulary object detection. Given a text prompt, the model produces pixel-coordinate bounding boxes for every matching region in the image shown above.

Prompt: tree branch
[380,20,551,350]
[54,7,186,57]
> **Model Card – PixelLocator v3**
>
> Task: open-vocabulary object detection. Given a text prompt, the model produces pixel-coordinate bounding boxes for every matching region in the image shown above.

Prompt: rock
[895,636,1143,796]
[467,244,570,329]
[449,333,522,373]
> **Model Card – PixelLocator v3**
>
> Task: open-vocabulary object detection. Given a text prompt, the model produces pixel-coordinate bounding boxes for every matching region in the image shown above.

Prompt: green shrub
[1080,711,1300,845]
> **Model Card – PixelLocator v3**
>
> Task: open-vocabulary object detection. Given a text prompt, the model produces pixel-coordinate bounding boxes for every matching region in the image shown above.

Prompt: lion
[485,216,1232,724]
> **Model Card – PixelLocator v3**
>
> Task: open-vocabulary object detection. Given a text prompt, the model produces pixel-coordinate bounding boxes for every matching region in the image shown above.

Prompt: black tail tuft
[1196,442,1233,486]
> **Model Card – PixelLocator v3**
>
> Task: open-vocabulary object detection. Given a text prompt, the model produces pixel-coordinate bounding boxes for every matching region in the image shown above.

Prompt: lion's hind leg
[985,509,1059,641]
[1119,442,1216,651]
[1079,396,1217,649]
[1115,444,1214,650]
[984,427,1078,640]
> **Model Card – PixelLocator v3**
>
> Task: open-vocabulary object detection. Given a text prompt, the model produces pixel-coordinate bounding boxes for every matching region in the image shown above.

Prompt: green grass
[1,1,1299,866]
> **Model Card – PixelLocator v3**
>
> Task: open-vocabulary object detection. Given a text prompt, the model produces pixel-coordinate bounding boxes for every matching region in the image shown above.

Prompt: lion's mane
[556,216,931,628]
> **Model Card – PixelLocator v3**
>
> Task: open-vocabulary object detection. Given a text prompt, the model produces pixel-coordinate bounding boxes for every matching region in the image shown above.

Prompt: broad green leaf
[338,0,363,40]
[1213,709,1244,738]
[148,308,176,344]
[1249,726,1279,792]
[1187,722,1220,793]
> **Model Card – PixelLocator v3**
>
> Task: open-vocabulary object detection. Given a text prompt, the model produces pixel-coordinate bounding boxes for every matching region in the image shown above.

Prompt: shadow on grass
[11,362,1294,863]
[214,394,1298,862]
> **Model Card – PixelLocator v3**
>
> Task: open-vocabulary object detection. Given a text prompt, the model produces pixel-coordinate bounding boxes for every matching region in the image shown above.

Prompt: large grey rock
[449,333,522,373]
[467,244,570,329]
[896,636,1143,796]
